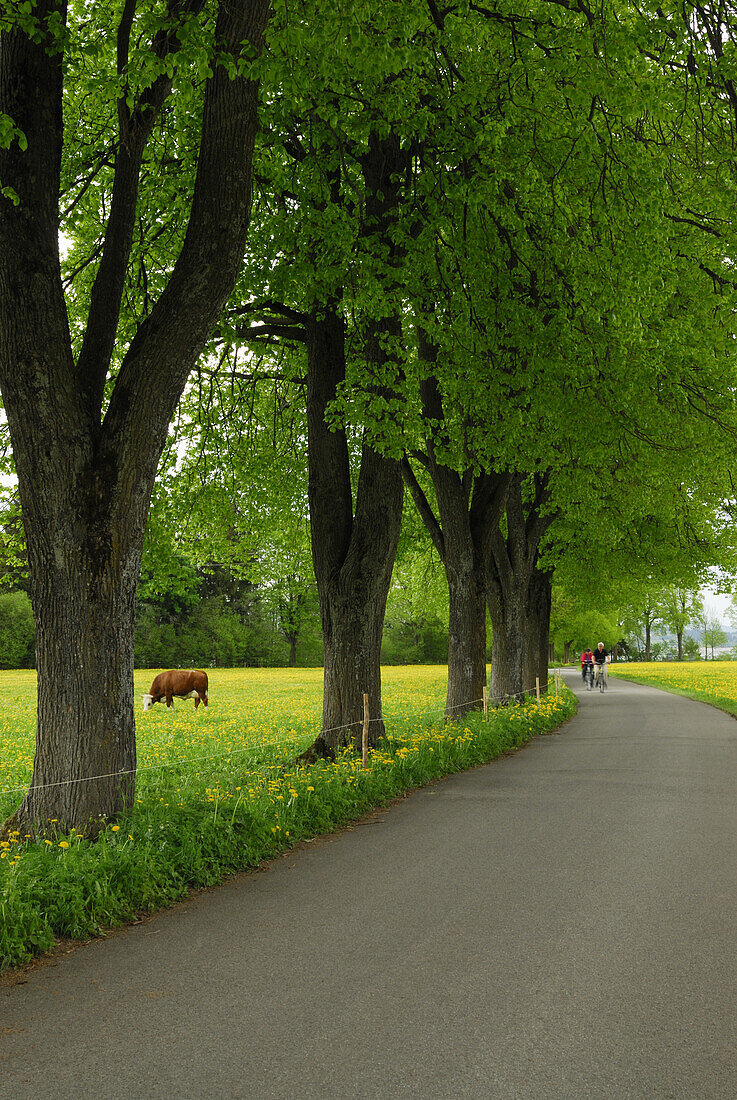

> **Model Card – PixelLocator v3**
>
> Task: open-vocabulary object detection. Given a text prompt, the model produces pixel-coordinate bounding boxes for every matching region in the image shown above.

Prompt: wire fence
[0,673,564,801]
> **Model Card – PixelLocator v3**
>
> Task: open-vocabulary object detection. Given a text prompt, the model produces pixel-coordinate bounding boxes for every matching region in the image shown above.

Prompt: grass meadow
[609,660,737,718]
[1,667,576,971]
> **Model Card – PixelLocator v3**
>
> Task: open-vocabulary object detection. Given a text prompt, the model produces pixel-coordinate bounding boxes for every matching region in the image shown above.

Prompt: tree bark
[402,351,509,717]
[488,564,551,700]
[16,530,139,832]
[487,552,528,702]
[445,553,488,715]
[528,568,553,693]
[318,489,400,749]
[0,0,270,835]
[304,307,403,757]
[486,473,555,702]
[402,461,506,718]
[299,131,410,758]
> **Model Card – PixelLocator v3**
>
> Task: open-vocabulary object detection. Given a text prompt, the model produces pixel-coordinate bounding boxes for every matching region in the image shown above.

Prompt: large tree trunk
[416,350,489,716]
[528,568,553,693]
[0,0,270,835]
[488,566,550,700]
[319,465,400,746]
[446,558,488,716]
[401,352,509,717]
[20,550,140,831]
[304,306,403,757]
[1,371,160,835]
[487,556,528,703]
[301,132,409,758]
[487,474,555,703]
[408,467,507,718]
[677,630,683,660]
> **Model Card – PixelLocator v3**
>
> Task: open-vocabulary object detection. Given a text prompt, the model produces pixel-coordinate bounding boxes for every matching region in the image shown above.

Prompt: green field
[609,661,737,719]
[1,668,575,971]
[0,667,463,812]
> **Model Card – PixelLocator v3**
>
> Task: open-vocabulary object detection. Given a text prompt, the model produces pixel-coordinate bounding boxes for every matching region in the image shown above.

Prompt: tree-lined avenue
[2,673,735,1098]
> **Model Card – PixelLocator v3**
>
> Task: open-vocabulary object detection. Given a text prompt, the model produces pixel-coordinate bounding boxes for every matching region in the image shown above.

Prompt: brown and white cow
[142,669,209,710]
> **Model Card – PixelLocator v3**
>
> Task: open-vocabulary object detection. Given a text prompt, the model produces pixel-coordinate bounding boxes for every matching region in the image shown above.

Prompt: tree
[402,0,737,705]
[135,356,324,667]
[226,4,444,754]
[268,576,321,667]
[625,591,664,663]
[381,500,451,665]
[690,601,727,660]
[0,590,35,668]
[0,0,271,835]
[694,603,710,660]
[549,581,619,665]
[702,608,728,660]
[485,475,555,699]
[239,0,737,723]
[661,587,702,661]
[0,488,28,593]
[396,4,654,708]
[401,370,509,713]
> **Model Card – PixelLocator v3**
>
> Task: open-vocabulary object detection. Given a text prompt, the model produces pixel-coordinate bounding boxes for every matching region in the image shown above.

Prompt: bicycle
[594,662,607,692]
[583,663,594,691]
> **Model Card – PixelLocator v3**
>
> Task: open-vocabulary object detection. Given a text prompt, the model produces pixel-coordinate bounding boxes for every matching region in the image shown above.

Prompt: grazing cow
[142,669,209,710]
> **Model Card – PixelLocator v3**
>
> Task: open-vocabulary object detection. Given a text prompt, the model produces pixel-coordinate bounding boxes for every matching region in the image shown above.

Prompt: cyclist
[580,647,594,686]
[592,642,610,688]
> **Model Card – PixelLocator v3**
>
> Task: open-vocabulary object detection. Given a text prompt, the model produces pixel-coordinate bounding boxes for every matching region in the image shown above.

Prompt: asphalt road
[2,671,737,1099]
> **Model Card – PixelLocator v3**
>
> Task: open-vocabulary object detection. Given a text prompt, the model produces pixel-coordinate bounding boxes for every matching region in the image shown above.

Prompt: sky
[701,588,734,627]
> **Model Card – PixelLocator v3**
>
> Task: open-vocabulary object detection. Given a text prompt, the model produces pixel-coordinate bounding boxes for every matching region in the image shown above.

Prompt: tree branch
[401,456,445,560]
[234,322,307,344]
[101,0,272,510]
[229,300,308,323]
[469,470,510,555]
[76,0,208,429]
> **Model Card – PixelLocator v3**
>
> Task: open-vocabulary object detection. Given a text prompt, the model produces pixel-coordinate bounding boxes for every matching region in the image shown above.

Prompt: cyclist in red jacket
[580,648,594,684]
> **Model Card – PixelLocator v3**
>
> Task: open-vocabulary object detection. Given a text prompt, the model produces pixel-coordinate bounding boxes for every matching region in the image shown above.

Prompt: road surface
[2,672,736,1098]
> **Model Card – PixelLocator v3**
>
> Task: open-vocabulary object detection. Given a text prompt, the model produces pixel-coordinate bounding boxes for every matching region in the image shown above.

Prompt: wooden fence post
[535,676,540,704]
[483,685,488,717]
[362,693,369,769]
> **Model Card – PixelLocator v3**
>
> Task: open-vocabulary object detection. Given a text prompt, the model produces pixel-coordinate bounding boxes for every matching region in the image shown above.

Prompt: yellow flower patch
[609,660,737,713]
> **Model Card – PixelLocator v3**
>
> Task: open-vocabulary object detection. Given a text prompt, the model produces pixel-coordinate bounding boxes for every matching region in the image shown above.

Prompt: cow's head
[142,694,154,711]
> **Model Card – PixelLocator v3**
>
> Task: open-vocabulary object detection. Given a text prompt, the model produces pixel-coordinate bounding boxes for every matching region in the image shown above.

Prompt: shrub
[0,591,35,668]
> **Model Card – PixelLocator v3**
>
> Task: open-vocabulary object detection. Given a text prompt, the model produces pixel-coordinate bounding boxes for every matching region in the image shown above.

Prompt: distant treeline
[5,581,730,670]
[0,583,451,669]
